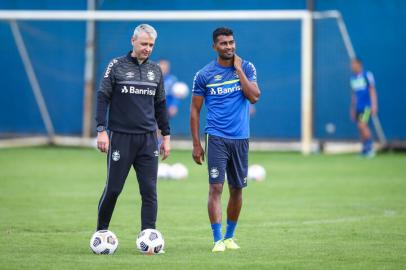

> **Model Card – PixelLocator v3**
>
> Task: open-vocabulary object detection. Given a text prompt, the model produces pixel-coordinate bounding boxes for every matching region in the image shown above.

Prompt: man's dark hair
[213,27,233,43]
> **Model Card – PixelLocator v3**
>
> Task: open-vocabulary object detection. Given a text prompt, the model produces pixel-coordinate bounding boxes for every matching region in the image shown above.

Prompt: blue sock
[211,223,222,242]
[362,139,373,154]
[362,141,367,154]
[224,219,237,240]
[366,139,373,151]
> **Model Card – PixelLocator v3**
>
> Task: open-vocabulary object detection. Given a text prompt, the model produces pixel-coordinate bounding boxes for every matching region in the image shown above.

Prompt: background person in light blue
[190,27,260,252]
[159,59,181,118]
[350,58,378,157]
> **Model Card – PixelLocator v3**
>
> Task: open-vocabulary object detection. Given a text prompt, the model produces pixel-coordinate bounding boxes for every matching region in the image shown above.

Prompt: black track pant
[97,131,159,231]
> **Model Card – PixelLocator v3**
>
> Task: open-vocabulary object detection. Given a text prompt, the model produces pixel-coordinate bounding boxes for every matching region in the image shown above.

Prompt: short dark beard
[219,54,233,60]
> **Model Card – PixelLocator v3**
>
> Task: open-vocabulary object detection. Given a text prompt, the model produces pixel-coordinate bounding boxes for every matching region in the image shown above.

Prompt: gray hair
[133,24,157,40]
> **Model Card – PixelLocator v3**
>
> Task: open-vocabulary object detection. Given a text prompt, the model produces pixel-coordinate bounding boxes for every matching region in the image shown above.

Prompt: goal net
[0,10,360,153]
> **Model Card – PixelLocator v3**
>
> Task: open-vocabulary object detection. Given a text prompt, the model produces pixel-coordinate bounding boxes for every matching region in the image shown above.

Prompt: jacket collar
[127,51,149,65]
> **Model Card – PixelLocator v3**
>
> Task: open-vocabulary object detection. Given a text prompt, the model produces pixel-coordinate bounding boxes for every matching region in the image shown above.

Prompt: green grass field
[0,146,405,269]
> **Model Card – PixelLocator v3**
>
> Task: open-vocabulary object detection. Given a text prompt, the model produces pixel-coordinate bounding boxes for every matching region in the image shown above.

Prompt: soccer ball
[90,230,118,254]
[169,163,188,180]
[248,164,266,182]
[325,122,336,134]
[158,163,171,179]
[171,81,189,99]
[136,229,165,255]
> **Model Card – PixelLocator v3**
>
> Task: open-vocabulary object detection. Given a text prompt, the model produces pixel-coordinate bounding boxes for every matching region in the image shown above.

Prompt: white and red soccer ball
[90,230,118,255]
[136,229,165,255]
[248,164,266,182]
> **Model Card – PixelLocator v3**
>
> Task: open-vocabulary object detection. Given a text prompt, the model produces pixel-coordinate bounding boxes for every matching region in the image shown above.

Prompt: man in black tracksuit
[95,24,170,231]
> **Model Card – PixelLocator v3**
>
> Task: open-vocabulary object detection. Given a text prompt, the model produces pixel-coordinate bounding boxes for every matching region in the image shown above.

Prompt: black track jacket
[96,52,170,136]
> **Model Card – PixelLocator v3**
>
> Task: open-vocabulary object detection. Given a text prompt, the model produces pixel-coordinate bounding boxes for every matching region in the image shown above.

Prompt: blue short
[356,107,371,123]
[206,134,249,188]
